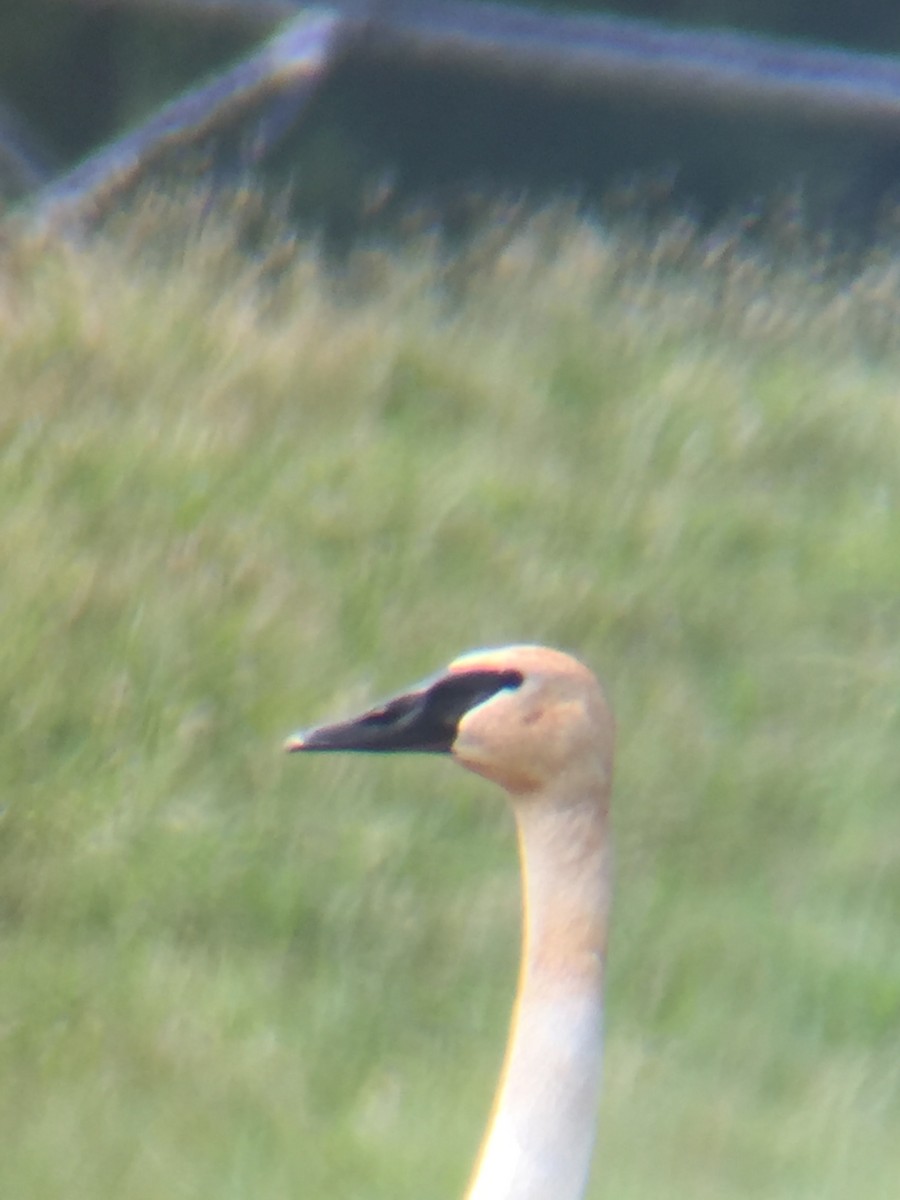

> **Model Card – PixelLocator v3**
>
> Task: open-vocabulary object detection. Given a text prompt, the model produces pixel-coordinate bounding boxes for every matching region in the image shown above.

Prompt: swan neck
[465,780,610,1200]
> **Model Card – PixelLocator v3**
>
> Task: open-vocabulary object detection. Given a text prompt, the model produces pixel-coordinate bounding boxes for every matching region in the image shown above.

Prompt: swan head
[286,645,613,799]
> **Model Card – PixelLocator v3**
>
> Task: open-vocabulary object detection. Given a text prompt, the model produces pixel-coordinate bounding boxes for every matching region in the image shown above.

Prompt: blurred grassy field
[1,196,899,1198]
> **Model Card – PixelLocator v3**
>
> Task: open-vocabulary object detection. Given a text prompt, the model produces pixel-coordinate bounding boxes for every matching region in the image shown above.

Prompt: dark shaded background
[6,1,900,232]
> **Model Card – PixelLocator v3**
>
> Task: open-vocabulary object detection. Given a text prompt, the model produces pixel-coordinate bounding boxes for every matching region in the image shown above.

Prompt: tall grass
[1,194,899,1198]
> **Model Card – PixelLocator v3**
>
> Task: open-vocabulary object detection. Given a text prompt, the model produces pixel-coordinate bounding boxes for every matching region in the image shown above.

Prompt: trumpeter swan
[286,644,615,1200]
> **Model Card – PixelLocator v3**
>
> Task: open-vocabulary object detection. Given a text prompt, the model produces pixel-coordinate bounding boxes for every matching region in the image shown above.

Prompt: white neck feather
[465,788,611,1200]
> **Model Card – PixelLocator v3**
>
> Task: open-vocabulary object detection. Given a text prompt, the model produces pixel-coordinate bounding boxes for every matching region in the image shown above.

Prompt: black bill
[285,668,523,754]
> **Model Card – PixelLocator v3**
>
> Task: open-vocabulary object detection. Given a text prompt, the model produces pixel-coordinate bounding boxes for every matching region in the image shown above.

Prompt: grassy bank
[1,198,898,1198]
